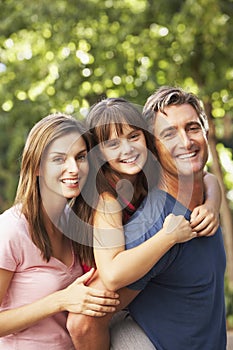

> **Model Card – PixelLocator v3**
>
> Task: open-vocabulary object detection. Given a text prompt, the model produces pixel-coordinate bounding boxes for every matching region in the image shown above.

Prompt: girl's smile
[99,124,148,178]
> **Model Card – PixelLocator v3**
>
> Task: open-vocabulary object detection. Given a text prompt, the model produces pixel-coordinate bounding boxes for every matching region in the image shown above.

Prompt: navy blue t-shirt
[124,188,226,350]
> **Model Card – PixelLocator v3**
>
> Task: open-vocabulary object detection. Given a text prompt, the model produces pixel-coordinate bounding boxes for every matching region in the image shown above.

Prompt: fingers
[191,214,218,237]
[87,287,119,300]
[196,224,216,237]
[80,306,114,317]
[64,273,120,316]
[192,220,217,237]
[84,291,120,314]
[190,214,203,228]
[190,208,208,227]
[87,299,119,313]
[77,267,95,285]
[190,204,219,237]
[86,293,120,306]
[71,295,120,317]
[190,207,199,222]
[164,211,218,241]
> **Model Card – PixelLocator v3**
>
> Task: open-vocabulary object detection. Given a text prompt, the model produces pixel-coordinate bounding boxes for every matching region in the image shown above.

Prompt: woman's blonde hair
[15,113,92,261]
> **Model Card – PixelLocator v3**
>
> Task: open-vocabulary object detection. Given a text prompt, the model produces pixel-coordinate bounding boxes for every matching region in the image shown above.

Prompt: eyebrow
[49,148,87,155]
[186,121,202,127]
[159,126,176,138]
[108,128,140,139]
[159,120,202,138]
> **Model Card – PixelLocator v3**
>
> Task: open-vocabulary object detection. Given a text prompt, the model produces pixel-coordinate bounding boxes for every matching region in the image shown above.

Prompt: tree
[0,0,232,285]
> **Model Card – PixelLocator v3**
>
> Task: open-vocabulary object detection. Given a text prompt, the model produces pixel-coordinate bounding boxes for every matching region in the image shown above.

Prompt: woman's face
[39,132,89,200]
[99,123,148,179]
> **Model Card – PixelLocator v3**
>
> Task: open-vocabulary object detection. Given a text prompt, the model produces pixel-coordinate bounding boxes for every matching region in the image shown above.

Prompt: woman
[0,113,119,350]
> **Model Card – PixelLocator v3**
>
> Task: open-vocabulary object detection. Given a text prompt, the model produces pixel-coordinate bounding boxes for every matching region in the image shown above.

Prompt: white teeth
[62,179,79,184]
[177,152,196,159]
[121,156,137,163]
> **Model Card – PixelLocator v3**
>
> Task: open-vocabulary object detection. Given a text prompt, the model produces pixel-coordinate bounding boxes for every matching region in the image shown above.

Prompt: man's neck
[158,172,205,211]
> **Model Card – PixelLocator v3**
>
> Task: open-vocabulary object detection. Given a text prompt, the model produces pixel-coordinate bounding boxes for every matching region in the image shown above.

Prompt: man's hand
[190,204,219,237]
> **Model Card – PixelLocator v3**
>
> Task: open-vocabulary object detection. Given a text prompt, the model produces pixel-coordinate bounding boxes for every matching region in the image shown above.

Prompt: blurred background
[0,0,233,328]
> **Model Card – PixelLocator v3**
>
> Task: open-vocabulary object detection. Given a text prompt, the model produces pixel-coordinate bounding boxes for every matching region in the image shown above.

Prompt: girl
[85,97,220,291]
[67,98,220,350]
[0,113,119,350]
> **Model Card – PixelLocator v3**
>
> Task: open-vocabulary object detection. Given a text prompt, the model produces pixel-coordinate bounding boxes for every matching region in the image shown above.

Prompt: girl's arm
[93,192,197,292]
[190,172,221,236]
[0,268,119,337]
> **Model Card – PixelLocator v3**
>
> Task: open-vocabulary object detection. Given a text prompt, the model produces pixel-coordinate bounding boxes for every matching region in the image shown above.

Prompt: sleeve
[124,190,179,290]
[124,188,167,247]
[0,210,21,271]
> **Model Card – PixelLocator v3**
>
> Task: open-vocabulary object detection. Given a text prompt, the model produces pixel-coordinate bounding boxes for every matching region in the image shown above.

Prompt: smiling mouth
[176,151,197,160]
[61,179,79,184]
[121,155,139,164]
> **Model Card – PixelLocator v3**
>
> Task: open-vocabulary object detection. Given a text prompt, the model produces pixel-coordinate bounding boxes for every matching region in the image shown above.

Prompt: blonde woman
[0,113,119,350]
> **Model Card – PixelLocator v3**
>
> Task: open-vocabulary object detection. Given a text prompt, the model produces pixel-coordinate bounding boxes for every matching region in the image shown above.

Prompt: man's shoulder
[125,188,166,226]
[136,188,168,214]
[126,188,183,225]
[124,189,170,248]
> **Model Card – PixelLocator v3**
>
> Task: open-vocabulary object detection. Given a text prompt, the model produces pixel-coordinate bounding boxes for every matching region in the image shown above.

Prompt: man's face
[154,104,208,178]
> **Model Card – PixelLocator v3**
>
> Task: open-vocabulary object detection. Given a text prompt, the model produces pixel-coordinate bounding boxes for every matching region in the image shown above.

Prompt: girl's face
[39,132,89,201]
[99,123,148,179]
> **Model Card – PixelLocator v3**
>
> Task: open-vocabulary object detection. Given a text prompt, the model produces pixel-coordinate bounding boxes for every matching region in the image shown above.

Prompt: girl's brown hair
[86,98,159,215]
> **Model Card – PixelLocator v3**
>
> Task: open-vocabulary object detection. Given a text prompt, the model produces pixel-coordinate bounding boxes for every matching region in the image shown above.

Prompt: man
[120,86,226,349]
[67,86,226,350]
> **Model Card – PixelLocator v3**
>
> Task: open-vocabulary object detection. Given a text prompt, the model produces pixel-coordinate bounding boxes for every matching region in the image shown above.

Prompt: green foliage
[0,0,233,210]
[225,278,233,329]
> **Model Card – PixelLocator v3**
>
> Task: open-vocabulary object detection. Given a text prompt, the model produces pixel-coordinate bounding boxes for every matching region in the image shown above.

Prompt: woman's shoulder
[1,205,22,222]
[0,205,28,240]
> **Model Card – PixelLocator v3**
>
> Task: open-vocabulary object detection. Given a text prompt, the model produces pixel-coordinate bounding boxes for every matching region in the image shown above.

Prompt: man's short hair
[143,86,209,134]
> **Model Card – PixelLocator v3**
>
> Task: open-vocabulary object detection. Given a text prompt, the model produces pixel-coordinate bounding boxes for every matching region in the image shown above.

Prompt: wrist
[50,289,66,313]
[160,227,177,247]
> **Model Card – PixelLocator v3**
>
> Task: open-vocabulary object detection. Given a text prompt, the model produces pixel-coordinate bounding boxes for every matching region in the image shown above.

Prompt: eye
[52,156,64,163]
[103,139,120,148]
[188,124,202,133]
[76,152,88,161]
[191,126,201,131]
[162,129,177,139]
[129,132,140,140]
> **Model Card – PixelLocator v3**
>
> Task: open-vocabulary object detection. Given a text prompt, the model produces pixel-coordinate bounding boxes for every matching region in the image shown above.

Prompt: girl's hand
[190,204,219,237]
[58,268,120,317]
[163,214,197,243]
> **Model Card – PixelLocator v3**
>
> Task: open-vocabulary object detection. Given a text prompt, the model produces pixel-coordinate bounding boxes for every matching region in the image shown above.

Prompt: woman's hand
[190,204,219,237]
[58,268,120,316]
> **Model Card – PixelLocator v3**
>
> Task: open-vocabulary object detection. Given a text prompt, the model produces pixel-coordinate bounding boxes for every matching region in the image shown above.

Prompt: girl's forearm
[95,228,175,291]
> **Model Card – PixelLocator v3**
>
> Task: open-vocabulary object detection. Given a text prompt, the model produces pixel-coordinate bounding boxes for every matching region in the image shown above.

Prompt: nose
[179,131,192,149]
[66,157,79,173]
[121,139,133,154]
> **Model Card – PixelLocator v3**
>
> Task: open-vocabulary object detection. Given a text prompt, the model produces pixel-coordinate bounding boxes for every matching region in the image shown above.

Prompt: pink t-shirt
[0,206,83,350]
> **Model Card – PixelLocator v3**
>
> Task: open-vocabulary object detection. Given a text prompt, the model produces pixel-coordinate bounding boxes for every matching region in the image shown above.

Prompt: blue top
[124,188,226,350]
